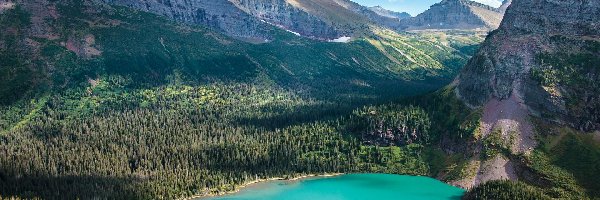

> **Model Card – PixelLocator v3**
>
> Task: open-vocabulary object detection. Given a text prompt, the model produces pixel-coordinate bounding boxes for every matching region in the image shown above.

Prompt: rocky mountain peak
[398,0,503,30]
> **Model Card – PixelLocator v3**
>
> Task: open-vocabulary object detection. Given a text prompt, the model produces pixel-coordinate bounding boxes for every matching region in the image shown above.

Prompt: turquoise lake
[202,173,465,200]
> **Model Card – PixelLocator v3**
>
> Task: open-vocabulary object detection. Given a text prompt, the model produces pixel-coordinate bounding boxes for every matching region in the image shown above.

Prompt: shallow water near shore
[201,173,464,200]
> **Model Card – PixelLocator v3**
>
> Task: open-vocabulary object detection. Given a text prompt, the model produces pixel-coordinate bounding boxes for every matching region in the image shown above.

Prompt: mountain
[455,0,600,196]
[99,0,336,40]
[457,0,600,132]
[368,6,411,20]
[100,0,408,41]
[398,0,504,30]
[0,0,478,105]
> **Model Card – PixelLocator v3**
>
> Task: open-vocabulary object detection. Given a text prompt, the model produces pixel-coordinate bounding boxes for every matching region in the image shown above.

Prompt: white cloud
[471,0,502,7]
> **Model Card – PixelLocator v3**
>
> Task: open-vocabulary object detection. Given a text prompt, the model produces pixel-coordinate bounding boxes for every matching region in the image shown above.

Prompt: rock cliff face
[98,0,406,41]
[458,0,600,130]
[281,0,381,36]
[398,0,503,30]
[98,0,275,40]
[99,0,363,40]
[234,0,345,39]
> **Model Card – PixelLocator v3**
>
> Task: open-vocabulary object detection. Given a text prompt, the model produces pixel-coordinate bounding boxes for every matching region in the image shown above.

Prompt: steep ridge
[230,0,346,39]
[454,0,600,189]
[99,0,407,41]
[268,0,411,37]
[98,0,277,40]
[398,0,503,30]
[281,0,383,36]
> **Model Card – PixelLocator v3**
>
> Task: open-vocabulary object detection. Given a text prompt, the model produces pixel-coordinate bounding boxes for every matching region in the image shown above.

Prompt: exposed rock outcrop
[398,0,503,30]
[98,0,276,40]
[458,0,600,125]
[230,0,340,39]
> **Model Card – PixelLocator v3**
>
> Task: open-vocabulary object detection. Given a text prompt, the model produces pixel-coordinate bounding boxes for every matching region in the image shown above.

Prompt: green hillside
[0,1,483,199]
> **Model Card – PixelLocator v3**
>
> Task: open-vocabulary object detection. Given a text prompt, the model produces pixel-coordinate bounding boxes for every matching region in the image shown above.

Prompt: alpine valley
[0,0,598,199]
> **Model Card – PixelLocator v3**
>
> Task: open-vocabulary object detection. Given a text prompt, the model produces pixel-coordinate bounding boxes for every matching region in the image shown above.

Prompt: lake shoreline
[181,173,344,200]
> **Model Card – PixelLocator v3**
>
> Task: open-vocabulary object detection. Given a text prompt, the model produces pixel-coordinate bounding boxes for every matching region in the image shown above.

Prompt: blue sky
[351,0,503,16]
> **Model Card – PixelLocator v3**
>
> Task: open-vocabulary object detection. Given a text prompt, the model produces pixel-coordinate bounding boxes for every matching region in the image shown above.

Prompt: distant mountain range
[368,6,411,20]
[100,0,509,41]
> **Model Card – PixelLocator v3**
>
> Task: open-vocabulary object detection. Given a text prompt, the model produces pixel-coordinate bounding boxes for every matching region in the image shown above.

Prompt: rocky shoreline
[181,173,344,200]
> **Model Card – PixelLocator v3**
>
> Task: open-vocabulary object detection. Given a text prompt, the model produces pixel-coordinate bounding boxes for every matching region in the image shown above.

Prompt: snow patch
[285,29,301,36]
[329,36,351,43]
[260,19,302,37]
